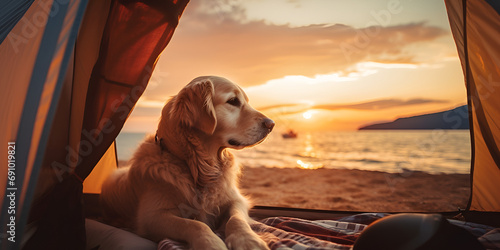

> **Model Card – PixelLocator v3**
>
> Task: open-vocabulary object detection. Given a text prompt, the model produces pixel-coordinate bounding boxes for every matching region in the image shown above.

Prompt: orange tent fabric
[0,0,188,248]
[446,0,500,212]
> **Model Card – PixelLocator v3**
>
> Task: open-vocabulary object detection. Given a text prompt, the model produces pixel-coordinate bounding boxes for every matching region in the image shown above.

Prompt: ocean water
[115,130,471,174]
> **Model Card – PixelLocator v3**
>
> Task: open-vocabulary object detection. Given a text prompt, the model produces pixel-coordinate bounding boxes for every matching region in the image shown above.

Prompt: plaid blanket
[157,213,500,250]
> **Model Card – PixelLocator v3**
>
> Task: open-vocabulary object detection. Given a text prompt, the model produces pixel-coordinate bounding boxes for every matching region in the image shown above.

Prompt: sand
[239,167,470,212]
[117,161,470,212]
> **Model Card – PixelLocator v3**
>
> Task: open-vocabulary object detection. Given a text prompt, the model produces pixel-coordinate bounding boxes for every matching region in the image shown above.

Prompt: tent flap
[20,0,189,249]
[75,0,189,181]
[0,0,189,249]
[445,0,500,212]
[82,142,117,194]
[0,0,88,249]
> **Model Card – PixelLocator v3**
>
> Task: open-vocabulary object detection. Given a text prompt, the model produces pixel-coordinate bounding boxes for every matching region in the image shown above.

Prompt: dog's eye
[227,97,241,107]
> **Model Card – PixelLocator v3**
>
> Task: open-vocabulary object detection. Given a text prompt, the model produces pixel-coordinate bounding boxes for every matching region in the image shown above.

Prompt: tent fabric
[0,0,189,249]
[21,1,113,248]
[0,0,50,206]
[0,0,34,44]
[82,142,117,194]
[445,0,500,212]
[75,0,189,182]
[0,0,88,249]
[24,0,189,248]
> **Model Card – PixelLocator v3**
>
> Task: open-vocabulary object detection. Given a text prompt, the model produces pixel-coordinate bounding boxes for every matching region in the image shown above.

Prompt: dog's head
[158,76,274,154]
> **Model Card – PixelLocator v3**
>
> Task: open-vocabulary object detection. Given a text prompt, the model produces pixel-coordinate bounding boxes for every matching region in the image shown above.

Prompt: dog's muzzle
[262,118,275,132]
[228,118,275,147]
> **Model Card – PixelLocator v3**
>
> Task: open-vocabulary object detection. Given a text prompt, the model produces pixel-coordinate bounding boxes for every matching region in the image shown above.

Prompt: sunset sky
[122,0,466,132]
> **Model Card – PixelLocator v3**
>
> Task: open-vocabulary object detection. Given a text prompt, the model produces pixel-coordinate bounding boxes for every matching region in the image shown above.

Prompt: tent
[445,0,500,216]
[0,0,189,248]
[0,0,498,249]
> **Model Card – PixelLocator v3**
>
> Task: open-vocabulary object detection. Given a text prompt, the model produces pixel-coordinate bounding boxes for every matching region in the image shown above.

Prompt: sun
[302,110,313,119]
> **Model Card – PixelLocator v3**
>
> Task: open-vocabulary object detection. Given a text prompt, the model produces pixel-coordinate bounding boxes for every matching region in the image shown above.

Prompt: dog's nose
[262,118,275,131]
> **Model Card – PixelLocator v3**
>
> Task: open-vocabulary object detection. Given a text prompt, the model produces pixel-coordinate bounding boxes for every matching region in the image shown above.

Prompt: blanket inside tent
[85,213,499,249]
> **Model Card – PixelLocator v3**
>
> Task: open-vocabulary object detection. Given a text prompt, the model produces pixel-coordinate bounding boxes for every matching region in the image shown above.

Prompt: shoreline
[240,167,470,212]
[117,161,470,212]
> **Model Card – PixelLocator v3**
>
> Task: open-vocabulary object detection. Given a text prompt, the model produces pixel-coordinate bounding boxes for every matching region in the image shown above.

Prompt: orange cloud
[313,98,448,111]
[148,2,448,100]
[259,98,448,115]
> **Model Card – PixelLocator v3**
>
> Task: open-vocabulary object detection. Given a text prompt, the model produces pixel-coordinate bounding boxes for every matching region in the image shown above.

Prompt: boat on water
[282,129,298,139]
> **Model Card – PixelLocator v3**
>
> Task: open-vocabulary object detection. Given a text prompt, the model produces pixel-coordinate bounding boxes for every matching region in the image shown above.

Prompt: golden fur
[101,76,274,249]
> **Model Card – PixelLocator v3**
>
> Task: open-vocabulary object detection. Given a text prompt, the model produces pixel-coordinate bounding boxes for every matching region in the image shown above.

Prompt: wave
[117,130,471,175]
[354,158,385,164]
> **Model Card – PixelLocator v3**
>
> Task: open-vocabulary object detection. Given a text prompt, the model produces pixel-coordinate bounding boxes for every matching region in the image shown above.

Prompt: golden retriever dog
[101,76,274,249]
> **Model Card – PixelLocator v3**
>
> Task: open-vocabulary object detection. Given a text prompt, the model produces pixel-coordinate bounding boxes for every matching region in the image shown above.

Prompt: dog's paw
[191,235,228,250]
[225,231,269,250]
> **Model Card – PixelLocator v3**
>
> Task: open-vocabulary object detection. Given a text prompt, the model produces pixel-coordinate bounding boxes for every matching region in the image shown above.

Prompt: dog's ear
[170,79,217,135]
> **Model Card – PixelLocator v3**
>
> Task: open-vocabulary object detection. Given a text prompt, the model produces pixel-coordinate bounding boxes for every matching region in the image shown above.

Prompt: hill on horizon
[358,105,469,130]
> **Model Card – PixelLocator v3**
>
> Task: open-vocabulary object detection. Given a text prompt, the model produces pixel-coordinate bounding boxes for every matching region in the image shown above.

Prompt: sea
[115,130,471,175]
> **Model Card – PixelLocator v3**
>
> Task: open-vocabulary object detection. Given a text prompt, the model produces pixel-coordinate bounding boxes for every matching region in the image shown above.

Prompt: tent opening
[114,0,471,214]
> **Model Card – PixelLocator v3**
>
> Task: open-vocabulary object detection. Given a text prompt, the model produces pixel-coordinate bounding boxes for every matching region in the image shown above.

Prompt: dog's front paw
[191,235,228,250]
[225,231,269,250]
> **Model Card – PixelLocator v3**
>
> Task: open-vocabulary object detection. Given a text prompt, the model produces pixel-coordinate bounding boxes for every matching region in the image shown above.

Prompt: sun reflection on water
[299,133,317,158]
[296,160,323,169]
[296,133,324,169]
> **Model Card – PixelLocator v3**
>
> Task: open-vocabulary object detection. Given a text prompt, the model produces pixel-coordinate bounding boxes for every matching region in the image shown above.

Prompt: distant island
[358,105,469,130]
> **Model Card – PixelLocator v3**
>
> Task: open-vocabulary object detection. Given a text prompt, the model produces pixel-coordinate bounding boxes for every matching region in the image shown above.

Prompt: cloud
[259,98,448,115]
[313,98,448,110]
[257,103,305,111]
[258,103,311,116]
[148,1,449,100]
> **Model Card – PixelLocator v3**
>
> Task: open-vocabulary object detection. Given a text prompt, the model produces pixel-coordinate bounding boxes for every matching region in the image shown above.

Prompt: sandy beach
[118,160,470,212]
[239,167,470,212]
